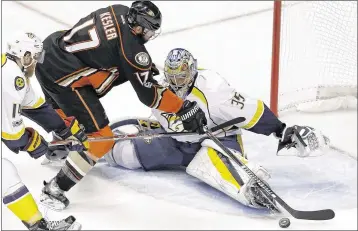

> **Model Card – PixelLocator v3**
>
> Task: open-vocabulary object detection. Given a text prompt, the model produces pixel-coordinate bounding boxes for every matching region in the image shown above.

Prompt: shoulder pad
[196,69,230,91]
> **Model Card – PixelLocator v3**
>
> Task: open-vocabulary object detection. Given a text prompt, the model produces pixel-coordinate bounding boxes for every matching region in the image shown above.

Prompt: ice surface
[1,1,357,230]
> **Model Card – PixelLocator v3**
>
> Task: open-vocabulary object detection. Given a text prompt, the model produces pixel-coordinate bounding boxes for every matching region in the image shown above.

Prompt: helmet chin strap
[20,57,36,69]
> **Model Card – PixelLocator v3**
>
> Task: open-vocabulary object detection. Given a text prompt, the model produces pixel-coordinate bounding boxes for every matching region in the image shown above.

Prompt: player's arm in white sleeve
[220,91,284,136]
[205,72,285,137]
[208,74,328,156]
[1,60,48,158]
[1,82,27,153]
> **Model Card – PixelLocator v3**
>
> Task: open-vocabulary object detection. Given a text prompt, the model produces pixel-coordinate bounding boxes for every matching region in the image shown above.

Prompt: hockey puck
[279,218,290,228]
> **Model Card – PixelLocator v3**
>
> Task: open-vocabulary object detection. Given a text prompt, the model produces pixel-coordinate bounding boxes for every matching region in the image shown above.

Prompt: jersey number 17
[63,18,100,53]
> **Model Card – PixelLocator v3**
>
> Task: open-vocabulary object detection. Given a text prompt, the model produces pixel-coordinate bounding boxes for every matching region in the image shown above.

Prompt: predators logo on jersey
[15,76,25,91]
[161,112,184,132]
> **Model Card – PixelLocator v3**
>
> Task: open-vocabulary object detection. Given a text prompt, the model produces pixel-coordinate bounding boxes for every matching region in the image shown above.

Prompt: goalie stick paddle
[49,117,246,146]
[203,127,335,221]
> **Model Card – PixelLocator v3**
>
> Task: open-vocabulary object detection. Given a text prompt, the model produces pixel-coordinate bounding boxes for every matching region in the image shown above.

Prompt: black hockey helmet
[127,1,162,31]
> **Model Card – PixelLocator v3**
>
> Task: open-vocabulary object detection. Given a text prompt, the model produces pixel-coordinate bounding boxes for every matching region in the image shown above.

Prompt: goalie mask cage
[270,1,357,116]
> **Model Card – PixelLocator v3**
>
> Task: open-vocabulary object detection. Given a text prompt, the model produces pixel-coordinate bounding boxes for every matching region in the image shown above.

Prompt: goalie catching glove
[275,124,330,157]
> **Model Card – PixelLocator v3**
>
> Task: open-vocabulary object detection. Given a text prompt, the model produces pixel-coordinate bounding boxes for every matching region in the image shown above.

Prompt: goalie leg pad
[104,140,141,169]
[186,140,270,209]
[201,136,244,158]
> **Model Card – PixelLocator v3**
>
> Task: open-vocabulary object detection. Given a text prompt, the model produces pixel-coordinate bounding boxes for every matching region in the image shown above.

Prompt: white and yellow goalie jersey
[151,69,282,143]
[1,54,45,141]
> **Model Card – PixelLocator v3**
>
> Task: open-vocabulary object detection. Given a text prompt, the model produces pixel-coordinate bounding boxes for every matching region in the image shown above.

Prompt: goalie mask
[6,32,45,68]
[164,48,198,99]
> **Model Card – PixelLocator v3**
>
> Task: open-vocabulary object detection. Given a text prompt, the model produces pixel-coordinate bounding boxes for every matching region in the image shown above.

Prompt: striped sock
[3,183,43,226]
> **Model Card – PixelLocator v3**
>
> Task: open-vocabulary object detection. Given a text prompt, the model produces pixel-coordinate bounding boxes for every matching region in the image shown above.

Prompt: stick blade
[292,209,335,220]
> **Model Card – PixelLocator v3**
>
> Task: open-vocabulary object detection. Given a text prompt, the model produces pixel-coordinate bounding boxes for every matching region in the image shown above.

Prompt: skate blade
[39,195,67,211]
[68,222,82,230]
[41,158,65,166]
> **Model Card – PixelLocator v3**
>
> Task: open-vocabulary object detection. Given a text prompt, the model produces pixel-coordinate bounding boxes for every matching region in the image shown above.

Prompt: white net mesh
[278,1,357,113]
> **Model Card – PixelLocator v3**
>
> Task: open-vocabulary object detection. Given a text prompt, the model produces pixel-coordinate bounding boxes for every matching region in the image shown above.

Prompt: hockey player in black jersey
[35,1,207,210]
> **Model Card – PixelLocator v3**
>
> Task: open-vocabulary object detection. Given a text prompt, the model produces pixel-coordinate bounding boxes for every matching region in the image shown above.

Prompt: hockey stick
[49,117,246,146]
[203,126,335,221]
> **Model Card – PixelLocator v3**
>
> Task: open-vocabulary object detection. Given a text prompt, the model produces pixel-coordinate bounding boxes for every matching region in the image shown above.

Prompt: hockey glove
[276,124,313,151]
[56,117,89,150]
[176,100,207,134]
[44,133,71,163]
[42,130,87,165]
[151,63,160,76]
[275,124,329,157]
[22,127,49,159]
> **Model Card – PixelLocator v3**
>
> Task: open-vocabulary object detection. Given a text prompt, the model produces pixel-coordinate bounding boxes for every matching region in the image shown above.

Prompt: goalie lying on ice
[104,48,330,209]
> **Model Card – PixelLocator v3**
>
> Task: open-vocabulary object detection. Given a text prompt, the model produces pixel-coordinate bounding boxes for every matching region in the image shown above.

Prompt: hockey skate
[24,216,81,230]
[40,178,69,211]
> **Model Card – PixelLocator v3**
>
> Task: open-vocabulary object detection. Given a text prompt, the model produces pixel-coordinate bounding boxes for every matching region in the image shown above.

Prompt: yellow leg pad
[207,147,241,190]
[4,187,42,224]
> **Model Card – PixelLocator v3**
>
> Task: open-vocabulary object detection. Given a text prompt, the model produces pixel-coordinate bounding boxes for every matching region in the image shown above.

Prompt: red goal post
[270,0,282,116]
[270,1,357,116]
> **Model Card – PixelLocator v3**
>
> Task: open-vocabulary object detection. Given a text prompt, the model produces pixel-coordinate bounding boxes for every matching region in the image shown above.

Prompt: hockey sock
[3,183,43,226]
[56,150,97,191]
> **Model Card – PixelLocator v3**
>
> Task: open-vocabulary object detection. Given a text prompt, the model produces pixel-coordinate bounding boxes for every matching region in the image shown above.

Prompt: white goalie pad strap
[186,145,270,208]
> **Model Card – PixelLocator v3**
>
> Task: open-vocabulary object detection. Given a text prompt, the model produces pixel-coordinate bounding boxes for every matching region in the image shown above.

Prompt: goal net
[271,1,357,115]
